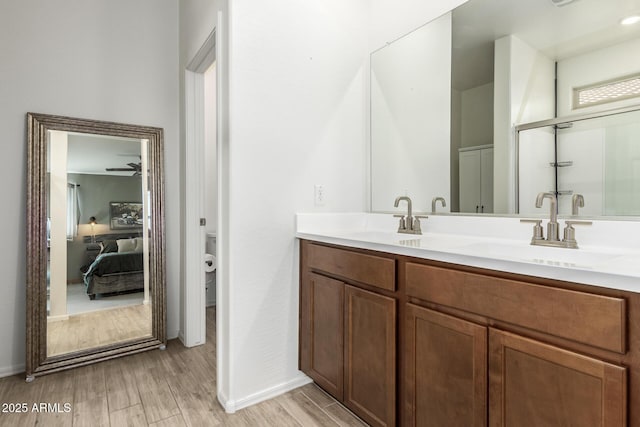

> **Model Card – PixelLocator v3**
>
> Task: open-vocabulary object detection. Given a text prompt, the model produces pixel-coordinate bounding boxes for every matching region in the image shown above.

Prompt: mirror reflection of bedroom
[46,131,152,357]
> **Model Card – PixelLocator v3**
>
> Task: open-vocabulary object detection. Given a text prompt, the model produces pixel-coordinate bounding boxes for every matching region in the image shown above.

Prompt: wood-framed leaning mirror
[26,113,166,381]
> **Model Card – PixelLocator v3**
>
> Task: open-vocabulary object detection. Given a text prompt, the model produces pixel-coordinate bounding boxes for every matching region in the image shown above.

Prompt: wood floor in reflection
[0,307,366,426]
[47,304,152,356]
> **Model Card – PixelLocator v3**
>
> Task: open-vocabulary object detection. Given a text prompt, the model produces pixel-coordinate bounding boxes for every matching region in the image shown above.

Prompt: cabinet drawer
[406,263,626,353]
[307,244,395,291]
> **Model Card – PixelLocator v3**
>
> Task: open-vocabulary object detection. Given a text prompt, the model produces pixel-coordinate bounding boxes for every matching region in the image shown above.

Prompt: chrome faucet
[431,197,446,213]
[394,196,413,221]
[521,192,591,249]
[572,194,584,216]
[535,192,559,242]
[393,196,427,235]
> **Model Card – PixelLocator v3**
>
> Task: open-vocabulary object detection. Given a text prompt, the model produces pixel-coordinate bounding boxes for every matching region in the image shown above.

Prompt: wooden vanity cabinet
[405,262,628,427]
[405,304,487,427]
[344,285,396,427]
[300,240,634,426]
[300,272,345,400]
[299,241,397,427]
[403,308,627,427]
[489,328,626,427]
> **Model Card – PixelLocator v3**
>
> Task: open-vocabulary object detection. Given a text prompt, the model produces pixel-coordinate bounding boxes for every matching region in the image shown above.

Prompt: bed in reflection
[83,237,144,300]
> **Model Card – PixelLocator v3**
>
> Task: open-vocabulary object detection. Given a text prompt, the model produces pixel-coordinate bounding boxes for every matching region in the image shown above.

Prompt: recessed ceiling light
[621,15,640,25]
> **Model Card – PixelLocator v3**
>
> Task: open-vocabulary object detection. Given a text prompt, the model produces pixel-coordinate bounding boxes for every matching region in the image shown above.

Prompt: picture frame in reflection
[109,201,143,230]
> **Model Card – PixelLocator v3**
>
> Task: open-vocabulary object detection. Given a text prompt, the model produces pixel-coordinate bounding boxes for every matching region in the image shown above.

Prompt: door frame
[183,29,215,348]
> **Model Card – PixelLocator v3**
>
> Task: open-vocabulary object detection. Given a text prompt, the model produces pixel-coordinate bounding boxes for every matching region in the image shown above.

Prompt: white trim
[217,389,230,412]
[187,30,217,73]
[184,11,230,412]
[214,9,231,407]
[183,68,207,348]
[183,30,217,349]
[218,374,313,414]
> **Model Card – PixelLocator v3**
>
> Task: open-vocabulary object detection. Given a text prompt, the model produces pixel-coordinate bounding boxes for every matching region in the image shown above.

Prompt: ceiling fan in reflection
[105,161,142,176]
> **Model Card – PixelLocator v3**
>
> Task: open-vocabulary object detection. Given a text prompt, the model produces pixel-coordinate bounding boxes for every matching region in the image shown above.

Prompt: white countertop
[296,213,640,293]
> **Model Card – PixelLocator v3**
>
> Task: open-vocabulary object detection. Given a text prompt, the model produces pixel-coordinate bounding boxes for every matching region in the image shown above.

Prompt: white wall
[370,13,452,213]
[557,38,640,117]
[368,0,467,214]
[369,0,468,51]
[177,0,473,409]
[181,0,369,409]
[494,35,555,213]
[0,0,179,376]
[224,0,369,408]
[461,82,493,148]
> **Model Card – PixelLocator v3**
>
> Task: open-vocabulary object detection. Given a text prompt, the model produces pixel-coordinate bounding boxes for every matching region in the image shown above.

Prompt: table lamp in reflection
[89,216,97,243]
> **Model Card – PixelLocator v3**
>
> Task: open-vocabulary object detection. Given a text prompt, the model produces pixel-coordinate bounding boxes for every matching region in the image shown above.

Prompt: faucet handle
[413,215,428,234]
[393,214,406,232]
[562,220,592,248]
[520,219,544,243]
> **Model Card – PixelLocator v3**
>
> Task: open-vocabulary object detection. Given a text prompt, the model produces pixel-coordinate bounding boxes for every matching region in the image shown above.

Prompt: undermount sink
[458,241,625,269]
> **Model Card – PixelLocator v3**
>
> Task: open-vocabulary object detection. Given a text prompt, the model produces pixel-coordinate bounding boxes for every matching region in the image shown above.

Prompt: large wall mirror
[26,113,166,380]
[371,0,640,217]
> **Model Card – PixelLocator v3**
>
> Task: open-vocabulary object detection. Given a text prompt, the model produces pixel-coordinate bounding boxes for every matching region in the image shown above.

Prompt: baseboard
[217,389,230,412]
[0,363,25,379]
[47,314,69,322]
[218,372,312,413]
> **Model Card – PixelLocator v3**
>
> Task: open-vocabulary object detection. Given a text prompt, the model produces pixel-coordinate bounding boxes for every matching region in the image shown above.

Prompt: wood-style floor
[47,304,152,356]
[0,308,366,426]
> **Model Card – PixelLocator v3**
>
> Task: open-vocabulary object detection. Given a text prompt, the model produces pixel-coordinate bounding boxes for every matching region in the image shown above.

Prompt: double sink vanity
[316,0,640,422]
[296,211,640,426]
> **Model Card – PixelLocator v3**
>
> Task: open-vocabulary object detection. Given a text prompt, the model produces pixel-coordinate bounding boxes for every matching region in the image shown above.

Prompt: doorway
[184,13,232,410]
[183,30,217,347]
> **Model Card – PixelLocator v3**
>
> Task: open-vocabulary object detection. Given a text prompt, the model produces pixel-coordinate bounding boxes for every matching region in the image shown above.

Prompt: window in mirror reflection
[574,74,640,109]
[46,130,152,357]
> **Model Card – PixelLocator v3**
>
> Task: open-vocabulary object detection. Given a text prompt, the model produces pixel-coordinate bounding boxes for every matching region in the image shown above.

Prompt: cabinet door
[480,147,493,213]
[489,328,627,427]
[405,304,487,427]
[300,272,344,400]
[344,285,396,427]
[459,149,481,213]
